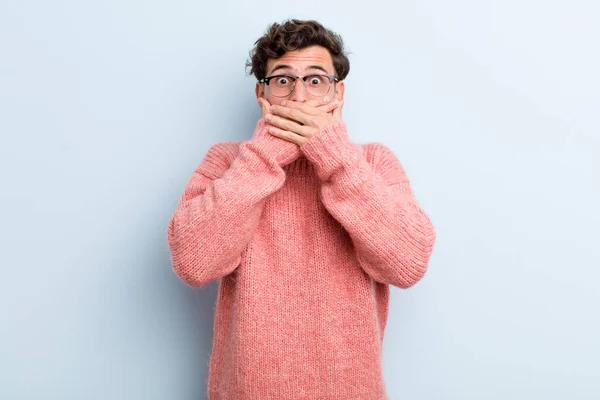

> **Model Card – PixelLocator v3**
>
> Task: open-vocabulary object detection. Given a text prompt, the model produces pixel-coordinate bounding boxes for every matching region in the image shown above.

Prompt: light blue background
[1,1,599,399]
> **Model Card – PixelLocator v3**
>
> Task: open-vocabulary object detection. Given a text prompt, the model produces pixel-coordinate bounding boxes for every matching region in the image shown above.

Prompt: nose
[288,79,308,102]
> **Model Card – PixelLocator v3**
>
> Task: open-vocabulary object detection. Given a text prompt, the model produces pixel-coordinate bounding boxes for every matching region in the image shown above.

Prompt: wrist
[249,119,301,166]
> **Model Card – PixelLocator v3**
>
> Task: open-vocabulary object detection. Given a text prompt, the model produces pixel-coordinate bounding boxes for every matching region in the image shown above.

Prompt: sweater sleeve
[299,122,436,289]
[166,119,301,288]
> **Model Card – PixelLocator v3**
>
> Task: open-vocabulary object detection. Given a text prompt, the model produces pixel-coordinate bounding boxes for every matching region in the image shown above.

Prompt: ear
[334,80,345,102]
[255,82,264,99]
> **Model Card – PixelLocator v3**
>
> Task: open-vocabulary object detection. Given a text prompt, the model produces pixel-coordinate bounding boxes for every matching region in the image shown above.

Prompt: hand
[255,96,308,166]
[257,96,338,120]
[263,98,344,146]
[257,97,272,119]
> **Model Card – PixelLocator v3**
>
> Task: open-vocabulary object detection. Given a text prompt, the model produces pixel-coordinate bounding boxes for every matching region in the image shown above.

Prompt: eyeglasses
[258,74,339,98]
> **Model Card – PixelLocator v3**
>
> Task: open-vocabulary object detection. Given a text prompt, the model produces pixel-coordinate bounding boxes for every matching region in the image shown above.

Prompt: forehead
[266,45,334,74]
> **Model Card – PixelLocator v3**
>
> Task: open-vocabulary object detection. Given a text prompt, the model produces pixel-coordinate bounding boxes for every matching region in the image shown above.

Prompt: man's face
[255,45,345,106]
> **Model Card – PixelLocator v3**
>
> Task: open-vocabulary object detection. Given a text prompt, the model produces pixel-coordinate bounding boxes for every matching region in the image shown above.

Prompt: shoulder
[360,142,408,185]
[195,141,241,180]
[361,142,384,160]
[360,142,400,167]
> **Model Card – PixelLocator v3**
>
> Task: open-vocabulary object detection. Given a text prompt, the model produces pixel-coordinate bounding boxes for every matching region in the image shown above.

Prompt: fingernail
[265,114,272,120]
[269,105,275,111]
[323,96,329,102]
[281,100,286,106]
[332,100,338,105]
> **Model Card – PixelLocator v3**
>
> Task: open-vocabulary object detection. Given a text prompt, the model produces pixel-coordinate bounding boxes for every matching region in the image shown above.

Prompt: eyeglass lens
[268,75,333,97]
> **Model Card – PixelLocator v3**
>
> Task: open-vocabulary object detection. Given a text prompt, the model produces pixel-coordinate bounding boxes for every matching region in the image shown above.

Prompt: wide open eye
[274,76,292,86]
[307,75,326,86]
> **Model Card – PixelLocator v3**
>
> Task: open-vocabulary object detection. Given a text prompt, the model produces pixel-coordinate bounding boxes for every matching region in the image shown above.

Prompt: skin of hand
[258,97,343,146]
[263,99,343,146]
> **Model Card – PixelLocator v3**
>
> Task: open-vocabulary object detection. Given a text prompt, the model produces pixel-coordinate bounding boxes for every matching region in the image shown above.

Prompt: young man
[167,19,436,399]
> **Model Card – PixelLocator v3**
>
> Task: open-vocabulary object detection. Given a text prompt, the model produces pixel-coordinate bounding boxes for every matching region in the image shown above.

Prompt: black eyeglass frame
[258,74,340,97]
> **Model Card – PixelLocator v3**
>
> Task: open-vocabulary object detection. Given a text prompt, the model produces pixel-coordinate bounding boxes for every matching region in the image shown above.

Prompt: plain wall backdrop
[1,1,598,399]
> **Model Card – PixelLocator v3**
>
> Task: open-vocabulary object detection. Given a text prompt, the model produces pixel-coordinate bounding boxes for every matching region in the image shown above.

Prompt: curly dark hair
[246,19,350,82]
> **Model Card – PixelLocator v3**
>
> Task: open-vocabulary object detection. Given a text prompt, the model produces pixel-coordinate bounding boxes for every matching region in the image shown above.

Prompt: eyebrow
[268,64,330,75]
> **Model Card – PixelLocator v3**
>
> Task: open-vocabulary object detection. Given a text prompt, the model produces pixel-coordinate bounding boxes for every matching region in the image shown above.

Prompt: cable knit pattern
[167,119,436,399]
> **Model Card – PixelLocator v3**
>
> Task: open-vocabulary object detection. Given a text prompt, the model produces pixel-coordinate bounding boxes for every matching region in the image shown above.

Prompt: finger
[304,96,331,108]
[265,105,304,125]
[266,114,310,137]
[281,99,329,116]
[269,104,312,126]
[320,99,342,113]
[259,98,270,115]
[268,126,303,145]
[258,97,271,117]
[332,100,344,121]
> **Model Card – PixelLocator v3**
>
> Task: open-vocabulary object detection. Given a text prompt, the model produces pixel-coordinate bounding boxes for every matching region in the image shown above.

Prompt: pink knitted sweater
[167,118,436,399]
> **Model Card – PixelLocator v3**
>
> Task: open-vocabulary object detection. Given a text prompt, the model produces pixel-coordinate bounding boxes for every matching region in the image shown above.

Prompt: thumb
[257,97,271,118]
[332,99,343,122]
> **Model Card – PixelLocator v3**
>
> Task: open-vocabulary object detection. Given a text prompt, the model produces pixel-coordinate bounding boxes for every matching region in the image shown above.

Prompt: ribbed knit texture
[167,119,436,399]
